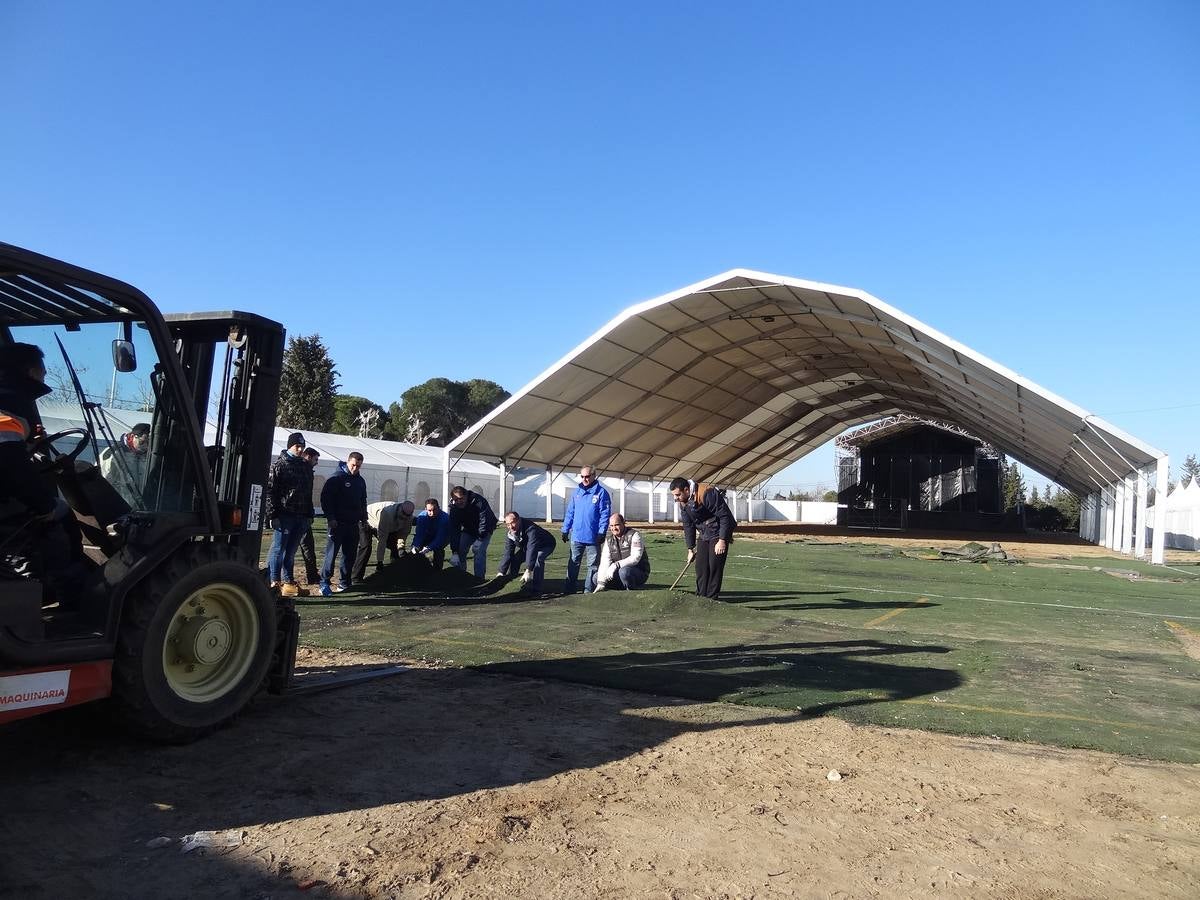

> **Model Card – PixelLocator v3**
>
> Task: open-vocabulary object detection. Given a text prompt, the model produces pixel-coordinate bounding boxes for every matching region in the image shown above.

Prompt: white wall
[753,499,840,524]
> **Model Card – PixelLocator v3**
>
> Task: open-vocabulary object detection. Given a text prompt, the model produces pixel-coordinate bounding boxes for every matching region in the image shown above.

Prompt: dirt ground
[3,647,1198,899]
[680,523,1198,565]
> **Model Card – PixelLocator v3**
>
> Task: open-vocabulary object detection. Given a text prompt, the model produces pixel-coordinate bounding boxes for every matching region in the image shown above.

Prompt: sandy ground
[2,647,1198,899]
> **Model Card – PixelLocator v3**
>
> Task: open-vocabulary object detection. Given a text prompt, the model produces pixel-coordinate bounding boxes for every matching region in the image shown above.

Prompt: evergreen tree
[277,334,339,431]
[382,401,405,441]
[1002,460,1027,511]
[392,378,510,446]
[1029,485,1040,506]
[1051,487,1080,530]
[1182,453,1200,489]
[332,395,388,438]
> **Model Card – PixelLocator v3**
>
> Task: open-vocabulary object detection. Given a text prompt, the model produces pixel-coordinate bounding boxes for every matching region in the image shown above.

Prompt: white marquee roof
[447,270,1164,494]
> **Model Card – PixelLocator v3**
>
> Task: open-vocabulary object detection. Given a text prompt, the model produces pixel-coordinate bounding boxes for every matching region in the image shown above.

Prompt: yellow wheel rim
[162,582,260,702]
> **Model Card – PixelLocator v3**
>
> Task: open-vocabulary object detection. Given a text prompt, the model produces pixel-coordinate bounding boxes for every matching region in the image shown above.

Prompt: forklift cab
[0,242,295,740]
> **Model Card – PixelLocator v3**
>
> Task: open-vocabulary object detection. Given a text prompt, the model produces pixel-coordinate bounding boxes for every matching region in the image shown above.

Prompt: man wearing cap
[99,421,151,508]
[265,432,314,598]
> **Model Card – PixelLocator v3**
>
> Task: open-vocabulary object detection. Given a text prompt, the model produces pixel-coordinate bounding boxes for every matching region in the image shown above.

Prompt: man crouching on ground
[496,511,556,595]
[594,513,650,592]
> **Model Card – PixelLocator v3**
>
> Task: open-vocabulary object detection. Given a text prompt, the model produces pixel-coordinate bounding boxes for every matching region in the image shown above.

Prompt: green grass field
[291,525,1200,762]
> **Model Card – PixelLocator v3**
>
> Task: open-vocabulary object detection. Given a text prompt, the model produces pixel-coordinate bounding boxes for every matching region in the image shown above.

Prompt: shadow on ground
[0,635,960,897]
[482,638,960,718]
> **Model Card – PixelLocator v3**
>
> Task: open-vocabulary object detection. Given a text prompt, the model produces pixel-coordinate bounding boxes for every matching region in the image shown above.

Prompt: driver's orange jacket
[0,378,56,515]
[0,408,32,443]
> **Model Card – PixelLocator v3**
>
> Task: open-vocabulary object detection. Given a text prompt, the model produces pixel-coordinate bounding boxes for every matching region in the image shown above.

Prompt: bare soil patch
[640,521,1198,564]
[2,648,1198,899]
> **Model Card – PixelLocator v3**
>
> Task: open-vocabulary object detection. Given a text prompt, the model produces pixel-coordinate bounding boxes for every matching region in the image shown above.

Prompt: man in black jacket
[295,447,322,585]
[0,343,77,588]
[449,485,498,578]
[265,432,314,597]
[670,477,735,600]
[319,451,367,596]
[496,511,556,595]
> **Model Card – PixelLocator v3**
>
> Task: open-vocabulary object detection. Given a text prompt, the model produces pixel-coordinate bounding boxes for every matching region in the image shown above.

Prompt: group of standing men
[264,431,504,596]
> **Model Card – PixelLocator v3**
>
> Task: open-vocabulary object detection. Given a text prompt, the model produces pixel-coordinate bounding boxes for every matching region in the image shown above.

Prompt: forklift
[0,241,301,741]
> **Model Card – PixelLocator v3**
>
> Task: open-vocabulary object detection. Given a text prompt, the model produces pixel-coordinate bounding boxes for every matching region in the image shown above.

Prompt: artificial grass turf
[295,531,1200,761]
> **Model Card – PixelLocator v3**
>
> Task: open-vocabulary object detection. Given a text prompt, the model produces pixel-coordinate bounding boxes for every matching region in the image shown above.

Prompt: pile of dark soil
[355,554,486,595]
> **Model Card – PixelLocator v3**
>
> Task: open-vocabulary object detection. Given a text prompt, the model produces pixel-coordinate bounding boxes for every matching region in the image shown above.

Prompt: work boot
[280,582,299,598]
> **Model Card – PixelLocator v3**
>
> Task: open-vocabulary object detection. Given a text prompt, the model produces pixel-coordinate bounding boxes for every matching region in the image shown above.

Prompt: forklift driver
[0,343,80,592]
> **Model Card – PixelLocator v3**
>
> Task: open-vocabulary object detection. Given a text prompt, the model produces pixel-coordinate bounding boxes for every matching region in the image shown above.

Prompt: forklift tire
[111,543,276,742]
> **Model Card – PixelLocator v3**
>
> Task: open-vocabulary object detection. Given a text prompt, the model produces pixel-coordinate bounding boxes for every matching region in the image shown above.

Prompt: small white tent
[38,403,504,516]
[510,471,676,522]
[1146,480,1200,551]
[269,428,501,514]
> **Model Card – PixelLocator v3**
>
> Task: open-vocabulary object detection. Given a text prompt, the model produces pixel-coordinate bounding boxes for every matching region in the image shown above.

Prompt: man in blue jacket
[319,451,367,596]
[411,497,452,569]
[561,465,611,593]
[496,511,556,595]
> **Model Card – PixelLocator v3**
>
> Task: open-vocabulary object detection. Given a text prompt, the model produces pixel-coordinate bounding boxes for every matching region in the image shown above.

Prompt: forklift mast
[164,311,286,563]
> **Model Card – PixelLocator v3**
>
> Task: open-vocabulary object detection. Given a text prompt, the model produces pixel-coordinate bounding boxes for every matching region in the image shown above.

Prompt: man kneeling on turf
[594,513,650,592]
[496,511,556,595]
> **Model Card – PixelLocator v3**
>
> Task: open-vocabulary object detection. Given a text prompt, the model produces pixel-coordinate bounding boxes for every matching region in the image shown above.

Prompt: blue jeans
[564,538,601,593]
[322,521,360,588]
[457,531,493,578]
[616,565,649,590]
[524,548,552,593]
[267,514,307,584]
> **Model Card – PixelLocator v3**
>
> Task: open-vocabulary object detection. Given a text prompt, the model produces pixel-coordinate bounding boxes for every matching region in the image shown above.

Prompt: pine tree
[1182,454,1200,489]
[1029,485,1040,506]
[1051,487,1080,530]
[391,378,510,446]
[331,395,388,438]
[277,334,339,431]
[1002,461,1027,511]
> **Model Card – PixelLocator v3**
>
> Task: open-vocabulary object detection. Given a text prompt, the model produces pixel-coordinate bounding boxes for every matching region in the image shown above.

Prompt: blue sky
[3,1,1198,491]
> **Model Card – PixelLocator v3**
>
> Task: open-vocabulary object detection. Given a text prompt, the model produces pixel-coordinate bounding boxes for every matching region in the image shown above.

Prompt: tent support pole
[1134,465,1148,560]
[441,447,451,509]
[498,459,507,518]
[1152,456,1167,564]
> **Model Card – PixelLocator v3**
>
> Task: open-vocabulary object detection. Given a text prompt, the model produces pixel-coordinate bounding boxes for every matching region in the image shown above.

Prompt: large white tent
[444,269,1169,563]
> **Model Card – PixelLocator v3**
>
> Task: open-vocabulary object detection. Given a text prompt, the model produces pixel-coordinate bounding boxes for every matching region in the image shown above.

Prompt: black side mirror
[112,339,137,372]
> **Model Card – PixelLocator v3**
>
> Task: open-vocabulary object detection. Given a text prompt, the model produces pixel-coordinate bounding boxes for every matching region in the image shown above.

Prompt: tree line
[1000,453,1200,532]
[274,334,510,447]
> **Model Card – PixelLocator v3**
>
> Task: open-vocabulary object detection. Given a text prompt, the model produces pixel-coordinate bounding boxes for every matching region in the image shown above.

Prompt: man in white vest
[594,513,650,592]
